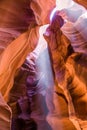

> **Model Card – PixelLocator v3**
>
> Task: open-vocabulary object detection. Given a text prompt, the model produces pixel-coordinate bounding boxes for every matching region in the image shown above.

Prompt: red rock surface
[0,0,87,130]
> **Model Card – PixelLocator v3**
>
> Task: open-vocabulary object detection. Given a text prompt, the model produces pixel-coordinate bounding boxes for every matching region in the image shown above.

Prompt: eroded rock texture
[0,0,87,130]
[0,1,37,129]
[73,0,87,9]
[44,7,87,129]
[30,0,56,25]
